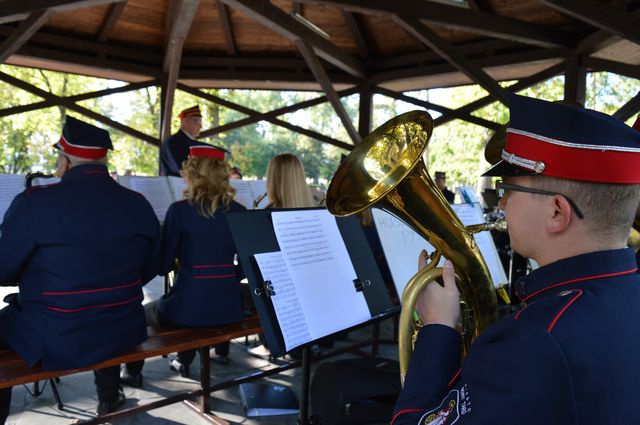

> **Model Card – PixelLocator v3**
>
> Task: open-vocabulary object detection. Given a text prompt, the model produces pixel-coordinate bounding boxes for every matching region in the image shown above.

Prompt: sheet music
[0,174,26,225]
[250,180,268,208]
[229,180,254,209]
[119,176,174,222]
[254,251,311,351]
[167,176,187,201]
[271,210,371,341]
[373,204,507,299]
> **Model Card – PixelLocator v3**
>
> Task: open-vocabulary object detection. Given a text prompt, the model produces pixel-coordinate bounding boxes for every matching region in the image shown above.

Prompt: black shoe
[96,390,125,416]
[120,369,143,388]
[169,358,189,378]
[211,355,229,365]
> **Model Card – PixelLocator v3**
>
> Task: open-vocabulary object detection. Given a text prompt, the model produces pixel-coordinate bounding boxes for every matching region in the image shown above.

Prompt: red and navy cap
[54,116,113,160]
[178,105,202,119]
[188,142,227,160]
[483,94,640,183]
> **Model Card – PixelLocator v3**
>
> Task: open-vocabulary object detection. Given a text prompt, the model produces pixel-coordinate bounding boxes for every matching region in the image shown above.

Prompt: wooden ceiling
[0,0,639,147]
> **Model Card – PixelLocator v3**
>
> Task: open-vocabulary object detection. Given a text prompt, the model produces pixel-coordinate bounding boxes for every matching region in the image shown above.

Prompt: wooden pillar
[564,55,586,106]
[358,84,372,140]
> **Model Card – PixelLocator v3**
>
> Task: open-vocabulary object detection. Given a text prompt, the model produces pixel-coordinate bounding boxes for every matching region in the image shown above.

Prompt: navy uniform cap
[483,94,640,183]
[55,116,113,160]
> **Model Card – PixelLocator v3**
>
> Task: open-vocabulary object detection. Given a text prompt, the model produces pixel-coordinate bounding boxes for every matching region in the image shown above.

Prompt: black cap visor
[482,159,538,177]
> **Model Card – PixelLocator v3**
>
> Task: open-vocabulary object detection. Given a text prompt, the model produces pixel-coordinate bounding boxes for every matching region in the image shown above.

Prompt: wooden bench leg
[182,347,229,425]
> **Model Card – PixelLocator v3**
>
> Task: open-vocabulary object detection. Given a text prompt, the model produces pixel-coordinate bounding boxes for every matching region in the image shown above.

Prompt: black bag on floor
[310,357,401,425]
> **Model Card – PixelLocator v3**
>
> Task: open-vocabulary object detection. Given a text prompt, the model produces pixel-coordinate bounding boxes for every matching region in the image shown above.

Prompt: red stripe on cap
[506,132,640,183]
[189,145,225,159]
[59,136,108,160]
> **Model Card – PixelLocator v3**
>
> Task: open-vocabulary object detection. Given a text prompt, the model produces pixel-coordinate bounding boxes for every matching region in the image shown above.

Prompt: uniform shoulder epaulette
[514,289,583,333]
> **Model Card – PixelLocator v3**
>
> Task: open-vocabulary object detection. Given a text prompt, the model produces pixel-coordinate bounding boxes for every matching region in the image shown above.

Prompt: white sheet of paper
[271,210,371,340]
[167,176,187,201]
[254,251,311,351]
[229,180,254,209]
[119,176,173,222]
[250,180,269,208]
[373,204,507,300]
[0,174,26,225]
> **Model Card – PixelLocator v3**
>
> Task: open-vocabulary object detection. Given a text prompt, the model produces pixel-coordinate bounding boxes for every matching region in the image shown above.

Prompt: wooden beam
[178,83,353,150]
[582,57,640,80]
[198,86,359,137]
[0,71,158,145]
[564,55,586,106]
[217,2,237,56]
[393,14,509,105]
[358,84,372,138]
[0,0,126,24]
[540,0,640,46]
[97,2,126,42]
[295,0,574,48]
[375,86,501,130]
[434,62,564,127]
[296,40,360,143]
[219,0,366,78]
[0,10,52,64]
[613,90,640,122]
[160,0,200,141]
[342,11,371,60]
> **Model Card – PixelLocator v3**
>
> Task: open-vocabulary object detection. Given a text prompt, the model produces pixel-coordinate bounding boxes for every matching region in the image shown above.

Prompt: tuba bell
[326,111,499,383]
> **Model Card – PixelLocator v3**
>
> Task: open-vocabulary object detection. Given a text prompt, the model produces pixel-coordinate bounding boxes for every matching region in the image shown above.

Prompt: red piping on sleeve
[547,289,583,333]
[193,264,234,269]
[42,279,142,296]
[448,368,462,388]
[46,294,142,313]
[391,408,424,425]
[193,274,237,279]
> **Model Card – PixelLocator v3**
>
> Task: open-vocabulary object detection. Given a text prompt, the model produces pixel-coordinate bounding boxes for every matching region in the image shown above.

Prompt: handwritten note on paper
[0,174,26,224]
[254,251,311,351]
[271,210,371,340]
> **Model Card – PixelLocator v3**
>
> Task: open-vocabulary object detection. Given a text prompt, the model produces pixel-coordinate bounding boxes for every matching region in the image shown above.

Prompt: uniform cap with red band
[54,116,113,160]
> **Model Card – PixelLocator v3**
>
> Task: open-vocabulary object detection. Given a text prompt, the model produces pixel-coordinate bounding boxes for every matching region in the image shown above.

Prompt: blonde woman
[123,143,246,385]
[265,153,316,208]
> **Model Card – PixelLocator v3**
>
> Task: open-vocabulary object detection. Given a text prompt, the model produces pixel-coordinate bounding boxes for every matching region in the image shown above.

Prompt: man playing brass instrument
[393,95,640,424]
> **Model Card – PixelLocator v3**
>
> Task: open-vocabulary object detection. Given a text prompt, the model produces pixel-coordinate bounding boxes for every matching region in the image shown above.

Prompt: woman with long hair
[265,153,316,208]
[122,143,246,385]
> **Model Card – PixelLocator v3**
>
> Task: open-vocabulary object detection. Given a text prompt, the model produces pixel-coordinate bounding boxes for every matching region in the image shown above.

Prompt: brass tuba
[326,111,499,383]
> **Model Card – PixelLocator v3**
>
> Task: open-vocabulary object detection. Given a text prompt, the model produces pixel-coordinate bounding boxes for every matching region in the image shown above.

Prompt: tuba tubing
[326,111,499,384]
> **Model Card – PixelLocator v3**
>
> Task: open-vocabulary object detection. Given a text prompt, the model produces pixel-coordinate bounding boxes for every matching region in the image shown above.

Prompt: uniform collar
[62,164,110,182]
[515,248,638,302]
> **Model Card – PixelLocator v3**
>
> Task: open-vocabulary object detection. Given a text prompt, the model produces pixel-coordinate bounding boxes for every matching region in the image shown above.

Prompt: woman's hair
[180,156,236,217]
[265,153,316,208]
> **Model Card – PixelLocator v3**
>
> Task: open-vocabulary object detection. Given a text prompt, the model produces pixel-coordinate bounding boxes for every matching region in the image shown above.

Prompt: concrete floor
[3,312,399,425]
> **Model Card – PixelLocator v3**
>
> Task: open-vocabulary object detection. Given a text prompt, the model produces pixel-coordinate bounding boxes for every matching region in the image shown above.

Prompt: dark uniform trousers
[0,338,9,424]
[0,164,160,420]
[392,248,640,425]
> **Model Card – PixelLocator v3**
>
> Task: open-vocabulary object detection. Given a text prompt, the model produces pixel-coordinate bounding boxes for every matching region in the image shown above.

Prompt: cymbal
[484,125,506,165]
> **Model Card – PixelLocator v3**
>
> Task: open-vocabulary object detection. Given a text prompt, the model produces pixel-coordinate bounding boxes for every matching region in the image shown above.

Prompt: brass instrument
[25,172,55,188]
[326,111,498,383]
[253,192,267,209]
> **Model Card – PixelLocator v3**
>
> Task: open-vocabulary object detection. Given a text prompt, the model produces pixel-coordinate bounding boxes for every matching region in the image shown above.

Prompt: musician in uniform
[122,142,246,384]
[434,171,455,203]
[0,116,160,421]
[392,94,640,424]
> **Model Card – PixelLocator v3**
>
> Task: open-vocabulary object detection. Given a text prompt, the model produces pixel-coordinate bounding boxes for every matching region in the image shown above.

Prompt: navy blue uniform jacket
[157,199,246,327]
[159,130,197,177]
[393,248,640,424]
[0,164,160,371]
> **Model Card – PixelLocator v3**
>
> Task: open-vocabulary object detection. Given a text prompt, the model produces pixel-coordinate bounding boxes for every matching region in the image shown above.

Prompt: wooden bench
[0,315,263,424]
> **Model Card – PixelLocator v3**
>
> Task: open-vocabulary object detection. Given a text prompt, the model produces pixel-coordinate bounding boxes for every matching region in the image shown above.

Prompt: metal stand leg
[49,379,64,410]
[372,322,380,357]
[298,345,312,425]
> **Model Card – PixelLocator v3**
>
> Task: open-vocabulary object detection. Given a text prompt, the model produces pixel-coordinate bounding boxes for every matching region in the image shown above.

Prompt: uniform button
[558,290,573,297]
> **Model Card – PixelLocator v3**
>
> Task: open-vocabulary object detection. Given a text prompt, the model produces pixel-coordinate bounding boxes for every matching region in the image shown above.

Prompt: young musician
[265,153,316,209]
[122,142,246,383]
[392,95,640,424]
[0,117,160,420]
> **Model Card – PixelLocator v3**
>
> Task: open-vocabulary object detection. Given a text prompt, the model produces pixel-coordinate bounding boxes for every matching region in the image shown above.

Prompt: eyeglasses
[495,181,584,219]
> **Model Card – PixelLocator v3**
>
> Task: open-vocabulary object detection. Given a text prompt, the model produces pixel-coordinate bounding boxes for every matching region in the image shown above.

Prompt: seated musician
[393,95,640,424]
[122,142,246,384]
[0,117,160,421]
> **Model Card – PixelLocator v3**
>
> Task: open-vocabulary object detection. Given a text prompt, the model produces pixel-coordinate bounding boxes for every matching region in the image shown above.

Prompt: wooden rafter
[434,62,565,127]
[97,2,126,42]
[374,86,501,130]
[198,86,359,138]
[583,57,640,81]
[219,0,366,78]
[613,90,640,122]
[0,79,157,118]
[0,10,53,64]
[294,0,574,48]
[296,40,360,143]
[0,0,126,24]
[393,14,509,105]
[159,0,200,141]
[341,11,371,60]
[0,71,158,145]
[217,2,237,56]
[540,0,640,46]
[564,55,586,106]
[178,83,353,150]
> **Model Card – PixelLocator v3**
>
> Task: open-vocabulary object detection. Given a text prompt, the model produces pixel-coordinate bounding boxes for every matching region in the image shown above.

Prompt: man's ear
[546,195,572,234]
